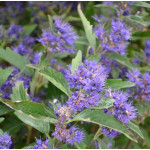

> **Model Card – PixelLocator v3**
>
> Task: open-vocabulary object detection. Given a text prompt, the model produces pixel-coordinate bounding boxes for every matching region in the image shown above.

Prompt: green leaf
[23,24,37,35]
[78,4,96,52]
[106,79,135,90]
[124,15,147,27]
[87,54,101,63]
[71,50,82,74]
[126,122,144,139]
[93,97,114,110]
[74,142,86,149]
[131,1,150,8]
[95,4,117,11]
[0,67,13,86]
[97,138,109,149]
[48,15,55,34]
[0,97,57,123]
[40,67,71,97]
[68,109,137,142]
[2,116,22,135]
[0,117,4,123]
[10,81,31,102]
[14,111,50,134]
[0,47,34,76]
[0,102,12,115]
[106,52,135,69]
[135,101,150,116]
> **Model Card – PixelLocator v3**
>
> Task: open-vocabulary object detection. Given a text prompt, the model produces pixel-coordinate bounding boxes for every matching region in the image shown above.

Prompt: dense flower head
[52,124,83,146]
[104,89,137,123]
[144,40,150,62]
[33,138,49,149]
[0,133,12,149]
[52,105,83,145]
[94,19,131,55]
[38,18,77,53]
[101,127,121,138]
[62,60,108,111]
[127,70,150,101]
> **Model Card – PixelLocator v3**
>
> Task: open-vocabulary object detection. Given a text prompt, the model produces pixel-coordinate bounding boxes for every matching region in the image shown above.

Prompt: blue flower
[33,138,49,149]
[0,133,12,149]
[38,18,78,53]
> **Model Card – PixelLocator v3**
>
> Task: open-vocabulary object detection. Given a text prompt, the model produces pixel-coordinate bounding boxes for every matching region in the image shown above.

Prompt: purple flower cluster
[52,105,83,145]
[105,89,137,123]
[33,138,49,149]
[62,60,108,111]
[0,133,12,149]
[127,70,150,101]
[144,40,150,62]
[104,1,134,16]
[94,19,131,55]
[101,89,136,138]
[101,127,121,138]
[38,18,78,53]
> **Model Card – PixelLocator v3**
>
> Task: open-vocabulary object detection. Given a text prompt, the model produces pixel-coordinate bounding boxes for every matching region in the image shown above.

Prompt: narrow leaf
[0,117,4,123]
[0,97,57,123]
[106,52,135,69]
[106,79,135,90]
[131,1,150,8]
[40,67,71,97]
[0,47,34,76]
[23,24,37,35]
[71,50,82,74]
[0,67,13,86]
[14,111,50,134]
[68,109,137,142]
[126,122,144,139]
[78,4,96,52]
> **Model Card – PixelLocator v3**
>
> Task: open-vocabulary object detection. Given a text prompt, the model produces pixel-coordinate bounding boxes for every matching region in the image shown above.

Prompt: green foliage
[0,47,34,76]
[23,24,37,36]
[0,102,12,115]
[93,97,114,110]
[126,122,144,139]
[39,67,71,97]
[0,67,13,86]
[10,81,31,102]
[131,1,150,8]
[71,50,82,74]
[0,97,57,123]
[106,79,135,90]
[67,109,138,142]
[78,4,96,52]
[0,117,4,123]
[106,52,135,69]
[14,111,50,134]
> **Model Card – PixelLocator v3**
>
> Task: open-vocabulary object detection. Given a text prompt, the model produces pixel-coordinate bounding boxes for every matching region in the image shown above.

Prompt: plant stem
[26,125,32,145]
[125,139,131,149]
[89,127,101,148]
